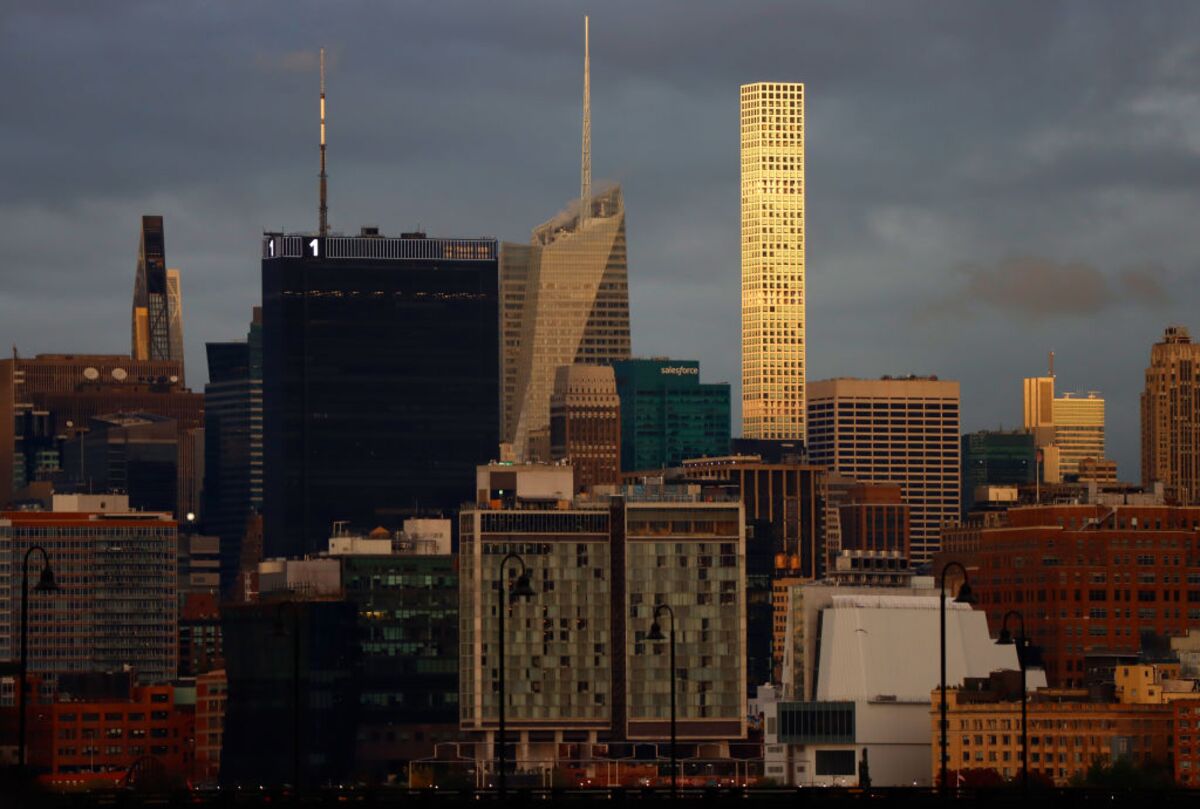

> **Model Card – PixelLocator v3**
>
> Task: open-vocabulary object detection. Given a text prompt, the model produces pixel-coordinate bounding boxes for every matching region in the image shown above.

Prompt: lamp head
[953,581,976,605]
[34,566,59,593]
[996,627,1014,646]
[511,572,535,600]
[646,621,666,642]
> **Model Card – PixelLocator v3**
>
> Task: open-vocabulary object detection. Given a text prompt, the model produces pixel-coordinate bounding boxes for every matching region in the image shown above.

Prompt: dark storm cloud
[932,258,1171,319]
[3,0,1200,476]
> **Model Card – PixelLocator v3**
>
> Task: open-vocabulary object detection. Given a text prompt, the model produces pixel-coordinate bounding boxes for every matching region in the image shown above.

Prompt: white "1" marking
[268,239,275,257]
[309,238,320,257]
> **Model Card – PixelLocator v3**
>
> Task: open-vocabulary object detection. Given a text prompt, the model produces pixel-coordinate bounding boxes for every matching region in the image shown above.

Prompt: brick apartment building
[965,504,1200,687]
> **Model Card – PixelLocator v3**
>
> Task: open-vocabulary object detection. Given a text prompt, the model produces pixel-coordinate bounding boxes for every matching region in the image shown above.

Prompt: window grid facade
[741,82,806,441]
[807,378,960,564]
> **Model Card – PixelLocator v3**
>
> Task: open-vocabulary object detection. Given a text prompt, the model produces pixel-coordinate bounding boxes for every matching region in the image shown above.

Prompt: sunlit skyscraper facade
[502,23,631,461]
[741,82,806,440]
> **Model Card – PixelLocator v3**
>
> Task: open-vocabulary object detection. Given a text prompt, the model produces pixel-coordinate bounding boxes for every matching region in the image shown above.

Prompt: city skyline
[5,3,1200,477]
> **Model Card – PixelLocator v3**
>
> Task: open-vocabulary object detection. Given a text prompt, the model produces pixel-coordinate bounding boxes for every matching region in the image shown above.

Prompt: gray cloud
[933,257,1172,320]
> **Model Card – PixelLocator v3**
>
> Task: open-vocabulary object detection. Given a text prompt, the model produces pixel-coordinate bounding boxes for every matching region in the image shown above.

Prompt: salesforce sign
[660,365,699,376]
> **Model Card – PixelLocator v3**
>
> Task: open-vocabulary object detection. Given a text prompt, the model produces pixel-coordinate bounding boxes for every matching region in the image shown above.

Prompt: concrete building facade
[459,471,746,775]
[807,377,960,564]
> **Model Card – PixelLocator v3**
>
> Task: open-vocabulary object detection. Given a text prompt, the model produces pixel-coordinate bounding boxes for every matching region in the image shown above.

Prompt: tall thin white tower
[319,46,329,237]
[580,16,591,225]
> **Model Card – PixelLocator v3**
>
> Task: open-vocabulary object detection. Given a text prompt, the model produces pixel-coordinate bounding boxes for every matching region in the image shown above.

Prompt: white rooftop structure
[815,595,1041,703]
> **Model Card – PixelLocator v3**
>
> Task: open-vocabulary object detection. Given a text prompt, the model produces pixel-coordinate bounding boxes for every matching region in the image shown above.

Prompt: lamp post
[997,610,1028,794]
[497,552,534,799]
[274,601,301,791]
[938,560,974,796]
[646,603,677,798]
[18,545,59,771]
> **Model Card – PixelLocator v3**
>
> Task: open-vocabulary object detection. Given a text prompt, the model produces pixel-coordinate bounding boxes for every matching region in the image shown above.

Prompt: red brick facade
[970,504,1200,687]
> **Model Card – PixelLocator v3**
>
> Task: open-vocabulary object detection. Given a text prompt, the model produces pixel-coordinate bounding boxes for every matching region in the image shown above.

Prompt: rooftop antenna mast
[319,47,329,237]
[580,16,591,226]
[1048,350,1055,379]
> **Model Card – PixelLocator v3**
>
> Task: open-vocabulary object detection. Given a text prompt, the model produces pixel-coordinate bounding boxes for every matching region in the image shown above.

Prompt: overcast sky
[4,1,1200,477]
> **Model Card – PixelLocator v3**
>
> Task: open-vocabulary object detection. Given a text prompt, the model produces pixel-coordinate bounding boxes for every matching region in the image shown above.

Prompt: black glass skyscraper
[204,308,263,593]
[261,231,499,558]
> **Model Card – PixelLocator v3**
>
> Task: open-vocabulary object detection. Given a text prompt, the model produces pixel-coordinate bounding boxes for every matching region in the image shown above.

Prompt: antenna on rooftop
[580,16,591,226]
[1048,350,1055,379]
[319,47,329,237]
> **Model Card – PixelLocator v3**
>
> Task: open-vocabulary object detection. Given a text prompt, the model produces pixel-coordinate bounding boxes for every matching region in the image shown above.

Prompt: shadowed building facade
[550,364,621,492]
[0,353,200,505]
[261,231,499,558]
[204,308,264,594]
[131,216,186,381]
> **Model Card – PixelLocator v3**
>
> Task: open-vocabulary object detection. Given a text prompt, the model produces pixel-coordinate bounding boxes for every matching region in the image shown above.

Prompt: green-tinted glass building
[961,430,1035,516]
[341,553,459,778]
[613,359,731,472]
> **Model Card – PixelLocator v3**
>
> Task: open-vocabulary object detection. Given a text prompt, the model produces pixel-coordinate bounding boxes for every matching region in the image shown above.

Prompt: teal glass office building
[613,359,731,472]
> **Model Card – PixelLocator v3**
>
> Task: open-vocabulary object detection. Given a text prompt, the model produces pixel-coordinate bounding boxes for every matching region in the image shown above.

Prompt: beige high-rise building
[1023,371,1107,480]
[741,82,806,440]
[501,19,631,461]
[807,377,960,564]
[1052,392,1105,477]
[1142,326,1200,503]
[1022,375,1055,447]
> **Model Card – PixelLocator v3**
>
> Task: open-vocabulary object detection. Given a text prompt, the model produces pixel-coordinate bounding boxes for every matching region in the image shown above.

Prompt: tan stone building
[741,82,806,441]
[932,669,1176,786]
[549,364,621,492]
[1142,325,1200,503]
[807,376,960,564]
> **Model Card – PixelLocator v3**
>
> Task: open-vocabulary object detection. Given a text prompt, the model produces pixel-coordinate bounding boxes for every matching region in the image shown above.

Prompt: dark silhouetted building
[613,359,730,472]
[220,597,360,788]
[0,354,200,505]
[132,215,186,378]
[204,308,263,593]
[674,455,825,688]
[61,412,179,513]
[261,231,499,558]
[961,430,1035,516]
[341,548,459,778]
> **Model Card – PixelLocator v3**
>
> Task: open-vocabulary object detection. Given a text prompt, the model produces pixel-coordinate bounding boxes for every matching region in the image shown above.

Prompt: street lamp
[19,545,58,771]
[938,560,974,796]
[646,603,677,798]
[997,610,1028,794]
[497,552,534,799]
[274,601,301,791]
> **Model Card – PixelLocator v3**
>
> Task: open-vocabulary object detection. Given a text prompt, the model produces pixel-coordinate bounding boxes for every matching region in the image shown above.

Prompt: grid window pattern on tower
[741,82,806,441]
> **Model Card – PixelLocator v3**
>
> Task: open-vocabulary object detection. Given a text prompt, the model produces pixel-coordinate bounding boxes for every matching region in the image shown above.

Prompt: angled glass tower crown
[503,185,631,460]
[132,216,171,361]
[501,20,631,461]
